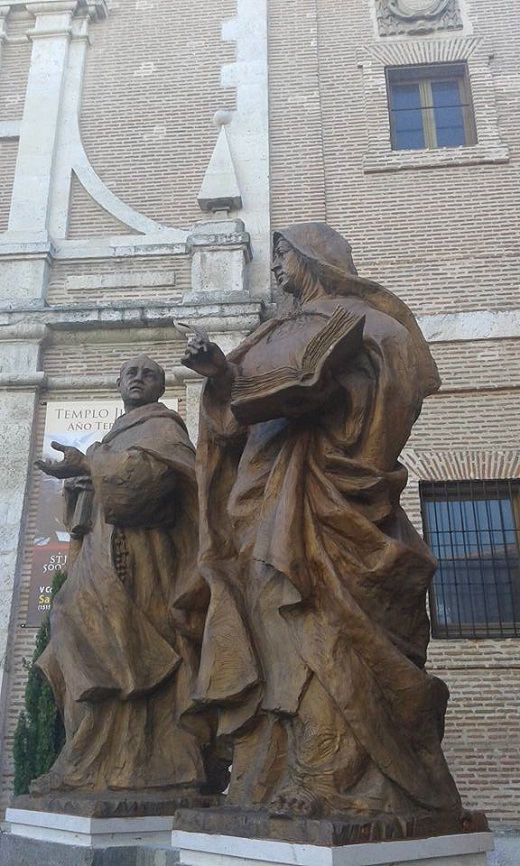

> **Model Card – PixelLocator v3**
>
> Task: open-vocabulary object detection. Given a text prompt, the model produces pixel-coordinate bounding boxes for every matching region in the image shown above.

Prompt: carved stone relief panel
[376,0,463,36]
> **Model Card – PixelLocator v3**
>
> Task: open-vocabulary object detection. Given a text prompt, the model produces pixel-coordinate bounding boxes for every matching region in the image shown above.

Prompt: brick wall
[67,175,138,239]
[430,339,520,391]
[402,467,520,826]
[268,0,326,227]
[429,642,520,824]
[0,9,32,229]
[43,336,188,380]
[269,0,520,316]
[403,332,520,825]
[0,139,18,232]
[0,11,32,122]
[71,0,237,234]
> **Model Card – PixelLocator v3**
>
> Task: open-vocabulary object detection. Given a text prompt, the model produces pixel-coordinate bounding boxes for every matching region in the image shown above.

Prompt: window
[421,480,520,639]
[387,63,476,151]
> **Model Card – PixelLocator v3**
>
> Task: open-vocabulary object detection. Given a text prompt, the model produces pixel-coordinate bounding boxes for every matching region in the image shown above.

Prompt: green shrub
[13,569,67,796]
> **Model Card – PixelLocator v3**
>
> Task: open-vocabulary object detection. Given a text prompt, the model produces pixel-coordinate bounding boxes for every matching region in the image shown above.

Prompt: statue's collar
[102,402,187,443]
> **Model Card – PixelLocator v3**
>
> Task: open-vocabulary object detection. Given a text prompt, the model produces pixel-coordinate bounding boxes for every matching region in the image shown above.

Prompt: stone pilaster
[0,6,9,66]
[0,0,108,306]
[9,3,77,243]
[187,219,252,300]
[0,323,47,730]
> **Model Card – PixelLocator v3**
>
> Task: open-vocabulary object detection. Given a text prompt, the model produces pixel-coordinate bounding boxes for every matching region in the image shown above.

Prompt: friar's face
[271,238,302,296]
[118,356,165,410]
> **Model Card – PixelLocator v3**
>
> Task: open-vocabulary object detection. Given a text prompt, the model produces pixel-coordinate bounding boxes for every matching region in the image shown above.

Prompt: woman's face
[271,238,301,296]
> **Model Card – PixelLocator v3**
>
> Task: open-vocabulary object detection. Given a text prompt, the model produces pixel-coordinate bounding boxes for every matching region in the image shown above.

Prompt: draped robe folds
[35,402,209,793]
[195,295,462,819]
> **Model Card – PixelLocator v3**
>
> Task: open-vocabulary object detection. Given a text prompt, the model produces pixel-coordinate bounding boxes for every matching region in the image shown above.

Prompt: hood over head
[273,222,441,397]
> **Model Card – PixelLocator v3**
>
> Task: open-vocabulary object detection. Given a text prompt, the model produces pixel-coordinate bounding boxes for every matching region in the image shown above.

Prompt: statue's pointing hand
[35,441,90,479]
[175,321,229,379]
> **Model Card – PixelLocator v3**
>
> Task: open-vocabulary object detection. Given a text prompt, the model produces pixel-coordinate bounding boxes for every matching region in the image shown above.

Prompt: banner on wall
[27,397,178,626]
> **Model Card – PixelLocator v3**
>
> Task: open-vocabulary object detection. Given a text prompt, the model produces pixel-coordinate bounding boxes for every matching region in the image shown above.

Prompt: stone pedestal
[2,808,180,866]
[0,833,179,866]
[171,830,494,866]
[6,808,175,846]
[187,219,252,298]
[2,808,495,865]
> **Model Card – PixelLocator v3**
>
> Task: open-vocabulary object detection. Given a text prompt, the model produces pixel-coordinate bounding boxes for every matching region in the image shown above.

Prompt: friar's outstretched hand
[35,441,90,478]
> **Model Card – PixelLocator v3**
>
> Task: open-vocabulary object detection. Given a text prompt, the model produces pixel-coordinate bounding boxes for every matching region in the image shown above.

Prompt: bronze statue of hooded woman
[183,222,462,824]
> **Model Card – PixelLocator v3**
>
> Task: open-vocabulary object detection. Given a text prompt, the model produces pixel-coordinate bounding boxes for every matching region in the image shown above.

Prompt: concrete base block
[488,833,520,866]
[0,833,179,866]
[171,830,494,866]
[5,807,175,847]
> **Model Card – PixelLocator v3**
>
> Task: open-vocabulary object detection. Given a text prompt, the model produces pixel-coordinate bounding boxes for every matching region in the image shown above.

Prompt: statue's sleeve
[199,320,282,439]
[90,419,195,527]
[197,371,248,441]
[63,475,94,537]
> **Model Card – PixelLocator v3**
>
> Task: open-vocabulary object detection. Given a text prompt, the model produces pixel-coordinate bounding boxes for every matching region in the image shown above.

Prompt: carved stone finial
[213,109,233,127]
[83,0,108,21]
[197,121,242,214]
[376,0,463,36]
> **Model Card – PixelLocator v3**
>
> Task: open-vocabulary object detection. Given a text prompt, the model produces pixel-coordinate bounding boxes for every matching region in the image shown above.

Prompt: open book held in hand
[231,306,365,424]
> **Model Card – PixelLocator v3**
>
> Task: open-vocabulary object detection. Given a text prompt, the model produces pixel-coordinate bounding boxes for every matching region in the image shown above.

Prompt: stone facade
[0,0,518,852]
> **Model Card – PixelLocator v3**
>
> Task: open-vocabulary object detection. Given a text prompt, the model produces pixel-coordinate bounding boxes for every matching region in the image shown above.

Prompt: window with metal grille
[420,480,520,639]
[386,63,477,151]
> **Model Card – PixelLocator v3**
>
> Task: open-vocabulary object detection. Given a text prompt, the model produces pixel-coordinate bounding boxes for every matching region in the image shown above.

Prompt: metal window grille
[420,479,520,639]
[387,62,477,151]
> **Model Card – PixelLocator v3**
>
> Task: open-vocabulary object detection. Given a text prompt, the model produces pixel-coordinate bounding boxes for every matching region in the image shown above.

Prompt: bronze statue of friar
[30,355,223,814]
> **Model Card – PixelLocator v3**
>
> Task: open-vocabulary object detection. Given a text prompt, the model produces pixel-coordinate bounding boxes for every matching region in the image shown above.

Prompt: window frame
[386,62,477,152]
[420,479,520,640]
[358,36,509,174]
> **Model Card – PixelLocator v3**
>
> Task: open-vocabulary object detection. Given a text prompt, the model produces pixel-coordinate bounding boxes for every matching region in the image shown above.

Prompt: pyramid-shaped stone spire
[197,113,242,213]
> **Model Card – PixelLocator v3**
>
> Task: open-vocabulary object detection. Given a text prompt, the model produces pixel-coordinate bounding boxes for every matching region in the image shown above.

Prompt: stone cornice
[1,304,518,342]
[0,372,46,388]
[418,309,520,343]
[0,370,197,390]
[0,0,107,21]
[25,0,105,12]
[0,301,265,390]
[0,301,264,335]
[26,1,77,12]
[0,322,49,342]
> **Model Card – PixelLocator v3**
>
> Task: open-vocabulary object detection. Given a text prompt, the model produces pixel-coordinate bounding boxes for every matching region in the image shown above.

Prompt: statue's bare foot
[269,785,322,818]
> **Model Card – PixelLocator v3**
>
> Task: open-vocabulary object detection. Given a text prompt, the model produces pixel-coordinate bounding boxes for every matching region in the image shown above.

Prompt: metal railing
[420,479,520,639]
